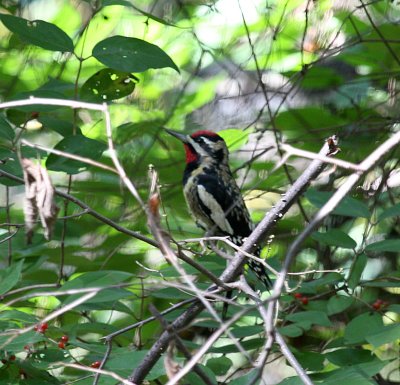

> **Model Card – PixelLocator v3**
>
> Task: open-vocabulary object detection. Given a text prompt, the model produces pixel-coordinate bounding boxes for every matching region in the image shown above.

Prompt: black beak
[165,129,189,144]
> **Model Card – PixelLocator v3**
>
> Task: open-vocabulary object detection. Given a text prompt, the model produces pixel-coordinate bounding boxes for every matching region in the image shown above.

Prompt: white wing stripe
[197,185,234,235]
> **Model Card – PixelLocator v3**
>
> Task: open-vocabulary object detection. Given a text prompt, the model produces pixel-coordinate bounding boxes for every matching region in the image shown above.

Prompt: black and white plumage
[167,129,271,289]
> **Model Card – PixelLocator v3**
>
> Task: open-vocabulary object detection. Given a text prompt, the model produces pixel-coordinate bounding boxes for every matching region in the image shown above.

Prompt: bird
[166,128,271,289]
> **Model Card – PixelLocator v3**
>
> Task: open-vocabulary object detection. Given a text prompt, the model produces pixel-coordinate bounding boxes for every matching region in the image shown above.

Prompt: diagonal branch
[128,136,337,384]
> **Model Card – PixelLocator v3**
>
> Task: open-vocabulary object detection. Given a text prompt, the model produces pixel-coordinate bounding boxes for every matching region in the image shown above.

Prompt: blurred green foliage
[0,1,399,384]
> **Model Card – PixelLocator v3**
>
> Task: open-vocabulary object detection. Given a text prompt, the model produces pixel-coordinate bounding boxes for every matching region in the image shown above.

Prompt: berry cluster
[293,292,309,305]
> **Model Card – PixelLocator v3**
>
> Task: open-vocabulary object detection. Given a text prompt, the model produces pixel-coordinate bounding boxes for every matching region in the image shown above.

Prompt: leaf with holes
[80,68,139,102]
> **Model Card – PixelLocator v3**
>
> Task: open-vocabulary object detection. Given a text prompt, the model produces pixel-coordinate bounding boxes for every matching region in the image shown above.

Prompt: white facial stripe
[197,185,234,235]
[188,138,209,157]
[202,137,216,147]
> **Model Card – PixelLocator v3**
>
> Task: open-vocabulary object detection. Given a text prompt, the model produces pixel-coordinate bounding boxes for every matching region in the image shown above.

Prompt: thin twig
[21,139,117,174]
[62,363,136,385]
[281,143,364,171]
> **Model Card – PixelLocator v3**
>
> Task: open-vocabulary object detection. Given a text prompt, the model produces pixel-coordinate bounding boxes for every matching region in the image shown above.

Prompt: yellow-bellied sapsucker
[167,129,271,289]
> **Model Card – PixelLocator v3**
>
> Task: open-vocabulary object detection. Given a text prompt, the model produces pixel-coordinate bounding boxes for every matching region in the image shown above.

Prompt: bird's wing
[195,173,252,237]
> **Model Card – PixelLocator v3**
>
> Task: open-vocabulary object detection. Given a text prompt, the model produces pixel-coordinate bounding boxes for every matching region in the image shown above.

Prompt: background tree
[0,1,399,384]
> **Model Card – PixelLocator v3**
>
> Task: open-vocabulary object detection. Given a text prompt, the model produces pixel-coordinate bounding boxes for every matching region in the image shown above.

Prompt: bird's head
[166,129,229,165]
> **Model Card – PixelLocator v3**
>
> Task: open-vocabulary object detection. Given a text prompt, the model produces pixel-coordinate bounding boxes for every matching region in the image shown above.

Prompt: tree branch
[128,136,336,384]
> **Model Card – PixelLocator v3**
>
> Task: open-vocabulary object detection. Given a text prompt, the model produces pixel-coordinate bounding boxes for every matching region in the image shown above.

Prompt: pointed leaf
[347,253,367,290]
[344,312,383,344]
[46,135,107,174]
[286,311,332,327]
[327,295,354,315]
[365,239,400,252]
[80,68,138,102]
[0,14,73,52]
[312,229,357,249]
[306,189,370,218]
[366,323,400,347]
[0,259,23,295]
[0,115,14,141]
[378,203,400,221]
[93,35,179,73]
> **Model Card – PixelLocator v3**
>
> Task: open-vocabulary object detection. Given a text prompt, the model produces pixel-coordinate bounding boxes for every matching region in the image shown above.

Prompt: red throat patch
[184,144,198,164]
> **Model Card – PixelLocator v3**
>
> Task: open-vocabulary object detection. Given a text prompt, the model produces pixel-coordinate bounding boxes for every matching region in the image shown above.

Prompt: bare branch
[128,136,336,384]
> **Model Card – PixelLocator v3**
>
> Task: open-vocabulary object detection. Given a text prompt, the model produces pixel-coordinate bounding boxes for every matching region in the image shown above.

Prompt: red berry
[24,345,30,351]
[1,359,7,364]
[58,342,65,349]
[36,322,49,334]
[61,335,69,343]
[91,361,101,369]
[301,296,309,305]
[9,355,15,361]
[294,293,303,299]
[372,302,381,310]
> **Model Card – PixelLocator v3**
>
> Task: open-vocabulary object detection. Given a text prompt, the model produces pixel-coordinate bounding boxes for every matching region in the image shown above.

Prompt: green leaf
[326,348,374,366]
[0,330,45,351]
[230,370,260,385]
[61,271,133,290]
[278,324,304,337]
[327,295,354,315]
[313,359,387,385]
[0,14,74,52]
[186,365,217,385]
[0,310,37,323]
[0,115,14,141]
[218,129,249,152]
[210,338,264,354]
[294,351,325,371]
[80,68,139,102]
[301,66,344,90]
[388,304,400,313]
[378,203,400,221]
[0,260,23,295]
[305,189,370,218]
[63,288,132,306]
[312,229,357,249]
[365,239,400,253]
[92,36,179,73]
[105,349,165,380]
[46,135,107,174]
[275,107,346,140]
[206,356,232,376]
[300,273,343,293]
[347,253,367,290]
[231,325,264,338]
[286,311,332,327]
[366,323,400,347]
[344,312,383,344]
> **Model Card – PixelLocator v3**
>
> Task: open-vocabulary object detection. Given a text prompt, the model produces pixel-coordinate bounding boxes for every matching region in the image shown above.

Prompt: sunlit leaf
[80,68,139,102]
[0,14,73,52]
[93,36,179,73]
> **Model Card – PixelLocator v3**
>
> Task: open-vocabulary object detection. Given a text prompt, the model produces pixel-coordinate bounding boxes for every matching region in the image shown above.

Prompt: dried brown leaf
[164,341,180,382]
[21,158,59,244]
